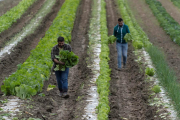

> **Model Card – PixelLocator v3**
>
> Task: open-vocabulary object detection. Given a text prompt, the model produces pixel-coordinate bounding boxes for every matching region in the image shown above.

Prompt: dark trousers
[55,68,69,92]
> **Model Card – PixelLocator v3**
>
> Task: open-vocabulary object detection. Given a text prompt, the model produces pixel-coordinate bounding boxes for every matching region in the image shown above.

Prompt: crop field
[1,0,180,119]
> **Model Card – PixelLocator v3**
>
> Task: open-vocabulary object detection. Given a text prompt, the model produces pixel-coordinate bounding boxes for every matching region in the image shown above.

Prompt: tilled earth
[127,0,180,83]
[0,0,65,87]
[106,0,162,119]
[4,0,92,119]
[0,0,46,48]
[0,0,22,16]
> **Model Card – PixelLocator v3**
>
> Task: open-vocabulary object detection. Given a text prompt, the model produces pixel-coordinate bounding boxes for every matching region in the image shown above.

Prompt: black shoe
[115,67,121,71]
[62,92,69,98]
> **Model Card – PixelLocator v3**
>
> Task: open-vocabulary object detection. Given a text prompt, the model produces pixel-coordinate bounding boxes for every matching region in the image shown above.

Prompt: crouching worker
[51,36,71,98]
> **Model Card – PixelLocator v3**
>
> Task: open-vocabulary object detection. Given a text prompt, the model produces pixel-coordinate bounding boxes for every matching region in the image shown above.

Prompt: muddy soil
[0,0,65,88]
[157,0,180,24]
[106,0,161,119]
[0,0,46,49]
[127,0,180,83]
[0,0,21,16]
[10,0,92,119]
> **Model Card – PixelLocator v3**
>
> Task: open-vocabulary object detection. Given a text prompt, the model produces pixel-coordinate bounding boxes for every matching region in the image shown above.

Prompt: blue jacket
[113,24,130,44]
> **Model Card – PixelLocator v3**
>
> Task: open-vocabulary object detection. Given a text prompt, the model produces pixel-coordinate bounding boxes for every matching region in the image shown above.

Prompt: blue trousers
[116,42,128,68]
[55,68,69,92]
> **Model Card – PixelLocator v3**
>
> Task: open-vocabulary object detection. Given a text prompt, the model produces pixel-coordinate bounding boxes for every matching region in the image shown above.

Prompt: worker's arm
[54,59,65,65]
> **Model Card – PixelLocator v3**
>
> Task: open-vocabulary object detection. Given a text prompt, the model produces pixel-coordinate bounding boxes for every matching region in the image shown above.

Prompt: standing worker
[114,18,130,71]
[51,36,72,98]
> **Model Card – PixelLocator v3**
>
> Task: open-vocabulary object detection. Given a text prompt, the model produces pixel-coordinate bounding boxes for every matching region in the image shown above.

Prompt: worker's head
[57,36,64,48]
[118,18,123,27]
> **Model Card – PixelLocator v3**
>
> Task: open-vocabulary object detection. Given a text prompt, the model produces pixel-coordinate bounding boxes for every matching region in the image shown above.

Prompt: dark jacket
[51,44,71,71]
[113,24,130,44]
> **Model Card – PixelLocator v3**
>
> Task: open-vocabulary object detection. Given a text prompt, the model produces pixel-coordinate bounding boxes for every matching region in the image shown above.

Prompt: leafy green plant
[152,85,161,94]
[133,41,143,49]
[54,50,79,71]
[145,67,155,76]
[145,0,180,45]
[0,99,8,104]
[96,0,111,119]
[1,0,80,99]
[47,84,56,91]
[38,93,45,97]
[0,0,37,34]
[124,33,133,42]
[108,35,116,44]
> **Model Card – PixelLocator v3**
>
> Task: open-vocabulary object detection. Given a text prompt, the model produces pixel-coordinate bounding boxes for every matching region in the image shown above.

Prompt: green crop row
[1,0,80,99]
[170,0,180,9]
[145,0,180,45]
[119,0,180,117]
[0,0,37,34]
[117,0,152,49]
[96,0,111,120]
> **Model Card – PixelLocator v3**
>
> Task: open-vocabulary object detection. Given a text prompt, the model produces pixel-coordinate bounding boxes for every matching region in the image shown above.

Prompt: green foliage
[108,35,116,44]
[133,41,143,49]
[1,0,80,99]
[152,85,161,94]
[54,50,79,71]
[124,33,133,42]
[118,0,180,118]
[145,67,155,76]
[117,0,152,49]
[96,0,111,120]
[145,0,180,45]
[38,93,45,97]
[0,0,37,34]
[170,0,180,9]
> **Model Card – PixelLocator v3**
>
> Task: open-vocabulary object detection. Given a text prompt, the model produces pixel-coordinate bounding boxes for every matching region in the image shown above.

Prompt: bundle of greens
[108,35,116,44]
[54,50,79,71]
[124,33,133,42]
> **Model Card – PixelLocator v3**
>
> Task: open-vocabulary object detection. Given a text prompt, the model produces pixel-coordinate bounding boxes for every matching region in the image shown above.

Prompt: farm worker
[51,36,72,98]
[113,18,130,70]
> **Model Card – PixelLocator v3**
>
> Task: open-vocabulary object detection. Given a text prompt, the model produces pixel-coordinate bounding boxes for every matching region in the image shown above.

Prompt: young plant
[152,85,161,94]
[145,67,155,76]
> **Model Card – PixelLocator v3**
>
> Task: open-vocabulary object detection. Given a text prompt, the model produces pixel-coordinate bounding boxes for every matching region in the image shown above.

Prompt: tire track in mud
[127,0,180,83]
[0,0,65,89]
[106,0,160,119]
[0,0,46,49]
[13,0,92,119]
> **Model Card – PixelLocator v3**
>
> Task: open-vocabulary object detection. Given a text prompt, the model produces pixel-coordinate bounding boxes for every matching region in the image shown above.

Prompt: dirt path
[13,0,92,119]
[127,0,180,83]
[106,0,160,119]
[157,0,180,24]
[0,0,21,16]
[0,0,46,49]
[0,0,65,89]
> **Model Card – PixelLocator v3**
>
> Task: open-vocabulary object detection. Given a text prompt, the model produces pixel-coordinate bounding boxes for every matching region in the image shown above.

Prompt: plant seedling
[152,85,161,94]
[145,67,155,76]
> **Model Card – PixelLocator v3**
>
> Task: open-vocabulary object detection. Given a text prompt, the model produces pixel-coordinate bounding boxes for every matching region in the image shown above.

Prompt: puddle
[82,0,101,119]
[0,0,56,59]
[134,48,178,120]
[0,97,22,120]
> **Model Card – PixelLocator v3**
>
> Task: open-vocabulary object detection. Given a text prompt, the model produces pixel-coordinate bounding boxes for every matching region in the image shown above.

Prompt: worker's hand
[58,61,65,65]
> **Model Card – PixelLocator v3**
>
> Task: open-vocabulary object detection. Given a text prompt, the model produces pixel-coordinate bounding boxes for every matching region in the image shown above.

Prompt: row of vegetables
[120,0,180,117]
[0,0,37,34]
[96,0,111,119]
[1,0,80,99]
[146,0,180,45]
[170,0,180,9]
